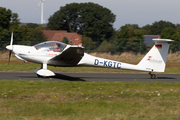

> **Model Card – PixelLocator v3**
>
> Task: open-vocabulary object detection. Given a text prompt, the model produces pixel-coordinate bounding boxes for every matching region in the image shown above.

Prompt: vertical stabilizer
[137,39,173,72]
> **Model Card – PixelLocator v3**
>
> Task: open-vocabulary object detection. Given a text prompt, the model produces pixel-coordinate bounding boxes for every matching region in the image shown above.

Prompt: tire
[151,74,156,79]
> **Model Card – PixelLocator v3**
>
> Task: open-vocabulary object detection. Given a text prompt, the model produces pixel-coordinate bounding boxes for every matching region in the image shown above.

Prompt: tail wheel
[149,72,156,79]
[151,74,156,79]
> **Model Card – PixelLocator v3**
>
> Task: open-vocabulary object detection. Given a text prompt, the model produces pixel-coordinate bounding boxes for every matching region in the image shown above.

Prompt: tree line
[0,2,180,53]
[0,7,47,50]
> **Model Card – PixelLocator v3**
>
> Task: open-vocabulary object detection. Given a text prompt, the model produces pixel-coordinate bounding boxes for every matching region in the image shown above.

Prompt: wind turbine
[36,0,45,24]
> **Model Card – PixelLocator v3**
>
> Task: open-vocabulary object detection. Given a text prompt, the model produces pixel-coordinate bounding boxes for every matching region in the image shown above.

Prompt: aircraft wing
[48,46,84,66]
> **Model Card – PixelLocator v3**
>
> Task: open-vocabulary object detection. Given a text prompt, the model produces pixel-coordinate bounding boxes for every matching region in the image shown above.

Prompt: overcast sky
[1,0,180,29]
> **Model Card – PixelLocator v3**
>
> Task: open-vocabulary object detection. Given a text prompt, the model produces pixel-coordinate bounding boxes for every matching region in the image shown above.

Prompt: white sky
[1,0,180,30]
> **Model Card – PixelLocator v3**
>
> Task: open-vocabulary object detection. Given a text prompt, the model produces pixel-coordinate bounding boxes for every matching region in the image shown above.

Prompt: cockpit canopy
[34,41,67,52]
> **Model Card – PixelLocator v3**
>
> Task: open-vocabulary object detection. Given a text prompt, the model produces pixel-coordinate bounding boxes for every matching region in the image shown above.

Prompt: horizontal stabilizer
[153,39,174,43]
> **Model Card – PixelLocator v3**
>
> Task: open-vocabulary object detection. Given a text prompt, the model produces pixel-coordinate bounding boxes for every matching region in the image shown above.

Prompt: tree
[27,23,40,29]
[152,20,176,35]
[35,26,45,30]
[0,7,47,50]
[10,25,47,45]
[47,2,116,40]
[81,36,97,52]
[161,27,180,52]
[141,24,152,34]
[161,27,176,39]
[0,7,12,49]
[0,7,12,29]
[32,29,47,44]
[142,20,176,35]
[10,13,20,30]
[116,24,147,53]
[170,32,180,52]
[96,40,114,53]
[0,28,10,50]
[63,37,69,44]
[177,25,180,33]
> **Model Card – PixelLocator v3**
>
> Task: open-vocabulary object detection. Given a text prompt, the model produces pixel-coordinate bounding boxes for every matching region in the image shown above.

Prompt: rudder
[137,39,173,72]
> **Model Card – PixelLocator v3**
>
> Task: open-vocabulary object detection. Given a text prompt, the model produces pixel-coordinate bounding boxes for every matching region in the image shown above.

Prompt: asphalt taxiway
[0,72,180,82]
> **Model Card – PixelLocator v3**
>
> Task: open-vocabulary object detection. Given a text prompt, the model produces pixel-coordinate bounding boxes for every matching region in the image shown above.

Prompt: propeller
[6,32,13,65]
[8,50,12,65]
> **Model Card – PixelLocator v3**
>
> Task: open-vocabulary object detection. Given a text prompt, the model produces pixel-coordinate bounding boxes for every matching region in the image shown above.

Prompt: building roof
[42,30,67,40]
[42,30,82,45]
[51,33,77,41]
[143,35,161,45]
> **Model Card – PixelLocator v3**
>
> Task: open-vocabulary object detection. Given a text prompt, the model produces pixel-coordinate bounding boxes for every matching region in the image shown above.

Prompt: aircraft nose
[6,45,13,50]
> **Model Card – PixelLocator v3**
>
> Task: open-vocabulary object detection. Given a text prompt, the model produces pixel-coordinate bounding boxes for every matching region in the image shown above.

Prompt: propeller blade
[7,32,13,65]
[8,50,12,65]
[10,31,13,45]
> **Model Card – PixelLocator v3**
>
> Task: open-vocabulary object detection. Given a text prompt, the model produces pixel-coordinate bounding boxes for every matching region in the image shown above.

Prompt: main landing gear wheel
[34,66,55,78]
[37,74,49,78]
[149,72,156,79]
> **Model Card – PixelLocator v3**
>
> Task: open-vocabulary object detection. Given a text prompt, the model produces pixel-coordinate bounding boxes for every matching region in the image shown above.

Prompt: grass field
[0,80,180,120]
[0,52,180,120]
[0,51,180,73]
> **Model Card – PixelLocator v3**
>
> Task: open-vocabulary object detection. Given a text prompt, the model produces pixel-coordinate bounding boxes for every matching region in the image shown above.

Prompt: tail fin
[137,39,173,72]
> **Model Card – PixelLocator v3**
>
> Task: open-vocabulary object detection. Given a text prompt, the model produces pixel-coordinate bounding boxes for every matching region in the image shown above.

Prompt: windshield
[34,41,67,52]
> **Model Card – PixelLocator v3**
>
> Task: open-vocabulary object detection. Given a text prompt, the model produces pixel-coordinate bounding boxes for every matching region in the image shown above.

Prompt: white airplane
[6,32,173,79]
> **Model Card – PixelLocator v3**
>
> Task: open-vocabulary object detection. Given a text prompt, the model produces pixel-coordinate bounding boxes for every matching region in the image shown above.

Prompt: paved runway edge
[0,72,180,82]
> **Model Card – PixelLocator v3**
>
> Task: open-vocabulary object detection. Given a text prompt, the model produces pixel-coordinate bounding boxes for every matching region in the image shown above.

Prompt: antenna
[36,0,46,24]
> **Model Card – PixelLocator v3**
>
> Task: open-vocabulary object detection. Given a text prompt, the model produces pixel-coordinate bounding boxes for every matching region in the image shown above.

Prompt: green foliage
[35,26,45,30]
[47,2,116,40]
[0,80,180,119]
[96,40,114,53]
[116,24,147,53]
[140,21,180,53]
[0,7,12,49]
[161,27,180,52]
[126,39,141,53]
[0,28,11,50]
[63,37,69,44]
[170,41,180,53]
[0,7,47,49]
[0,27,10,40]
[81,36,97,52]
[0,7,12,29]
[26,23,40,29]
[10,13,20,30]
[161,27,176,39]
[142,24,152,34]
[177,25,180,33]
[12,25,47,45]
[151,20,176,35]
[142,20,176,35]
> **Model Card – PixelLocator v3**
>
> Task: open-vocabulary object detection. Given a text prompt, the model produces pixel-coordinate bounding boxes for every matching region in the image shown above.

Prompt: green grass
[1,60,180,73]
[0,60,141,73]
[1,52,180,73]
[165,62,180,73]
[0,80,180,120]
[1,53,180,119]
